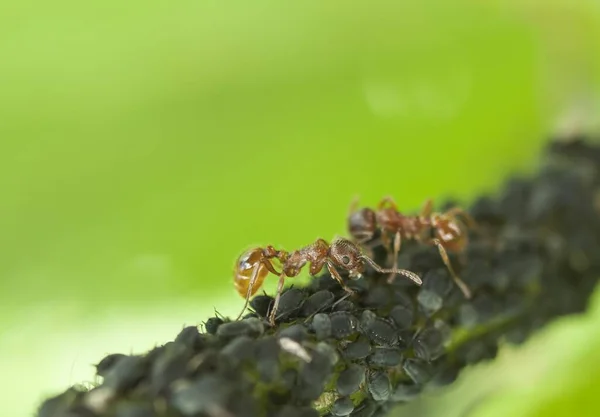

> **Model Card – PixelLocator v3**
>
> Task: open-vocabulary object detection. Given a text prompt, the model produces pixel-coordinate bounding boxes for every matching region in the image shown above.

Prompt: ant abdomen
[234,248,269,298]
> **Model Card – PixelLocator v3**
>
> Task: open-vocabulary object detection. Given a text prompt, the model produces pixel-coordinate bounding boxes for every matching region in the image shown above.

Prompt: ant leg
[445,207,479,230]
[236,261,263,321]
[348,195,361,216]
[420,198,434,218]
[377,195,399,210]
[430,238,472,299]
[268,272,287,326]
[327,262,356,295]
[387,231,403,283]
[361,255,422,285]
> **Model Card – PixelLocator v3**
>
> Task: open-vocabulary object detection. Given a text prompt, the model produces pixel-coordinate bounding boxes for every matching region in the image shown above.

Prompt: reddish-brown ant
[348,196,476,299]
[234,237,422,325]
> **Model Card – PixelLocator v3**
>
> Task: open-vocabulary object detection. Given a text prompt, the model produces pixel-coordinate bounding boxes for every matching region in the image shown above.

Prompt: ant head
[348,207,377,241]
[329,238,365,279]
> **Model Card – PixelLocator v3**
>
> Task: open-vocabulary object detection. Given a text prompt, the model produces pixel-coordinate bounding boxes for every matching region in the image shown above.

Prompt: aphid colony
[234,197,475,325]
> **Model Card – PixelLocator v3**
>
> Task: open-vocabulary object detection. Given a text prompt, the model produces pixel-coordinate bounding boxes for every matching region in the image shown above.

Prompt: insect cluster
[35,137,600,417]
[234,197,475,325]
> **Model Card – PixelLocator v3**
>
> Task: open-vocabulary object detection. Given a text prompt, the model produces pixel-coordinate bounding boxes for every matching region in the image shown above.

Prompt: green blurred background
[1,1,599,416]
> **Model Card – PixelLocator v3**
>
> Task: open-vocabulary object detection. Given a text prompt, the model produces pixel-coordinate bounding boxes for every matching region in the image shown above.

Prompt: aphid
[348,196,476,298]
[300,290,335,317]
[390,383,421,402]
[413,327,446,361]
[298,347,336,400]
[367,371,391,402]
[255,336,281,382]
[234,237,422,325]
[340,337,372,361]
[367,347,402,367]
[102,355,147,393]
[150,343,194,395]
[277,324,309,343]
[174,326,202,351]
[360,310,399,346]
[216,317,264,339]
[249,294,274,318]
[95,353,127,378]
[402,358,433,385]
[204,317,224,335]
[348,400,377,417]
[336,364,366,396]
[332,397,355,416]
[221,336,256,364]
[387,305,413,330]
[330,311,360,339]
[311,313,332,340]
[171,375,236,417]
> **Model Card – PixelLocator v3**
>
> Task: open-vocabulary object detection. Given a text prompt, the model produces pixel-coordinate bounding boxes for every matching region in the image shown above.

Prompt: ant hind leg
[431,238,472,299]
[267,272,287,326]
[236,262,263,321]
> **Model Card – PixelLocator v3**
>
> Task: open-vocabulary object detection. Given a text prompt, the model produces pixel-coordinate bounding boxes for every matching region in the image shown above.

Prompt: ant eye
[342,255,351,265]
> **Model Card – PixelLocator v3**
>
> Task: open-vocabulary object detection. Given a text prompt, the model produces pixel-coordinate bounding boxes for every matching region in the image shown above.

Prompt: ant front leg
[267,272,288,326]
[430,238,472,299]
[327,263,356,295]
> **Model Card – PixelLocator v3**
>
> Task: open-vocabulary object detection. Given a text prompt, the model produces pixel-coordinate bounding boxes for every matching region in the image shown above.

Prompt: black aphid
[250,294,275,318]
[204,316,224,335]
[103,355,147,393]
[150,342,194,394]
[402,358,433,385]
[413,327,446,362]
[331,397,354,416]
[221,335,256,364]
[311,313,332,340]
[275,288,306,320]
[360,311,399,346]
[390,383,421,402]
[255,336,281,382]
[330,312,360,339]
[301,290,335,317]
[367,371,391,402]
[349,400,377,417]
[95,353,127,378]
[387,305,413,330]
[336,364,366,396]
[277,323,308,342]
[367,347,402,368]
[174,326,202,351]
[333,300,355,312]
[340,337,372,361]
[216,317,264,339]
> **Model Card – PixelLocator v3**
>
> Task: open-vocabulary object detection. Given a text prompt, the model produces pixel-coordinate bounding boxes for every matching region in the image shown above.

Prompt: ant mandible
[234,237,422,326]
[347,196,476,299]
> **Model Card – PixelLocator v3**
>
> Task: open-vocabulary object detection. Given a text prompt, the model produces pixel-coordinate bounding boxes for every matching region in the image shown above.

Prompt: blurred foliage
[0,1,599,417]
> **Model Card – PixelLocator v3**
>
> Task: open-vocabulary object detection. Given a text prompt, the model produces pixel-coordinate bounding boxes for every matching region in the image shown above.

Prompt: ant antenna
[360,255,423,285]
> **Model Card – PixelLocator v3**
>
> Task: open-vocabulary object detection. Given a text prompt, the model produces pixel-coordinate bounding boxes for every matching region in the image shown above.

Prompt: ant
[347,196,476,299]
[234,237,422,326]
